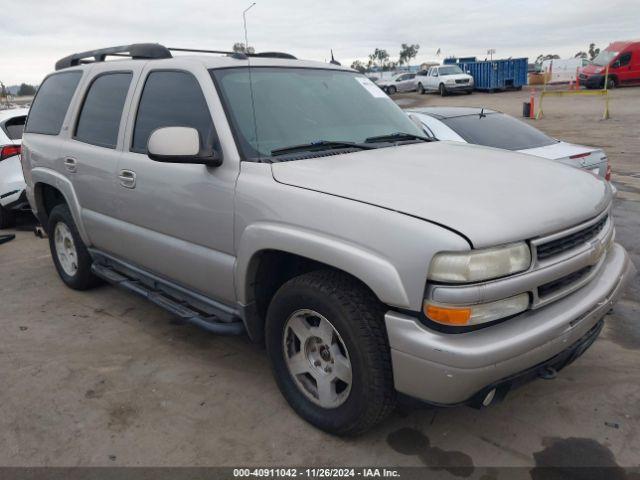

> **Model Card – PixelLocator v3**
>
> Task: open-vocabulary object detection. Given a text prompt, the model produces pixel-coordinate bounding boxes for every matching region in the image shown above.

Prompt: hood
[442,73,473,81]
[581,64,606,75]
[271,141,612,248]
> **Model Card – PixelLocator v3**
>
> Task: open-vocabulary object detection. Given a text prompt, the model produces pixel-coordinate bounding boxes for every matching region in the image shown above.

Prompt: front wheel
[418,83,425,94]
[265,270,395,436]
[439,83,447,96]
[387,86,396,95]
[606,77,616,89]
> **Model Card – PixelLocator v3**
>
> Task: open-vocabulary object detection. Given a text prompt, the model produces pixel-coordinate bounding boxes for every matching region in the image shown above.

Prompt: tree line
[350,44,420,73]
[535,43,601,64]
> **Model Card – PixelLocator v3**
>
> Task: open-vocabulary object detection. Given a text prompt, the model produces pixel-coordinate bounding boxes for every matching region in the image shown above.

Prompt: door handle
[118,169,137,189]
[64,157,77,173]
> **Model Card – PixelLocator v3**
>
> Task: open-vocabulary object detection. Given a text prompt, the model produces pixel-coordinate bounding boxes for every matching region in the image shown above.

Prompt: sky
[2,0,639,85]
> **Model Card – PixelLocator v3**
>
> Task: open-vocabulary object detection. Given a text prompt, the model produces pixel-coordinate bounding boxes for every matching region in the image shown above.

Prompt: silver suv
[21,44,635,435]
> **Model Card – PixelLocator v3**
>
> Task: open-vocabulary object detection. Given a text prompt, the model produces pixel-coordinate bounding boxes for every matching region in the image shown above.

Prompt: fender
[235,221,411,308]
[31,167,91,245]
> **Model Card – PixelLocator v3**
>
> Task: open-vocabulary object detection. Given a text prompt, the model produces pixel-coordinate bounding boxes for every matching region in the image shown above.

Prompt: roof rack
[55,43,172,70]
[168,47,297,60]
[55,43,297,71]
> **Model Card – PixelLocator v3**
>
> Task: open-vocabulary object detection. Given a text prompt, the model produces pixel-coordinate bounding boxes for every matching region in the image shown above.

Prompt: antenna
[243,2,263,161]
[243,2,256,53]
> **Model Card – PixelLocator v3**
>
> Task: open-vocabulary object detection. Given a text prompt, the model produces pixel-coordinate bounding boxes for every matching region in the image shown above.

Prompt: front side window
[211,67,425,161]
[618,53,631,67]
[132,71,215,154]
[441,113,557,150]
[75,72,132,148]
[25,71,82,135]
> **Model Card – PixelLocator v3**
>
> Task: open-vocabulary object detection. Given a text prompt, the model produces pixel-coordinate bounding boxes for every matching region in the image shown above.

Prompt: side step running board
[91,263,245,336]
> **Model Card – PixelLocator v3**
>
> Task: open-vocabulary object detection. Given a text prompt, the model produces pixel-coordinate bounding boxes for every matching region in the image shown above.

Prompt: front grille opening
[537,215,608,261]
[538,266,592,298]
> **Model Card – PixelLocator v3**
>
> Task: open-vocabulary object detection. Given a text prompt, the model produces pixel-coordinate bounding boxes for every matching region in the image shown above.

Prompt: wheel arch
[31,168,90,244]
[236,222,410,342]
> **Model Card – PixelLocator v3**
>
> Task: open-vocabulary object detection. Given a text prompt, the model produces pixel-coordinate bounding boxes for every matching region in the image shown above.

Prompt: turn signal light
[424,304,471,325]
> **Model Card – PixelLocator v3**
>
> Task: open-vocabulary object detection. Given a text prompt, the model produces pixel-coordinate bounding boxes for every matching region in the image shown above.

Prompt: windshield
[441,112,557,150]
[592,50,618,66]
[439,66,464,76]
[211,67,424,160]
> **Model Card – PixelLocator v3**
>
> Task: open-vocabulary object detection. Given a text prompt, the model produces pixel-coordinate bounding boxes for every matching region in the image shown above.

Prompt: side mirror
[147,127,222,167]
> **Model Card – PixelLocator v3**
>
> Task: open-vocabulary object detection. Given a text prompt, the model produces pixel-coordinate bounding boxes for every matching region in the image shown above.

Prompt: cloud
[3,0,639,84]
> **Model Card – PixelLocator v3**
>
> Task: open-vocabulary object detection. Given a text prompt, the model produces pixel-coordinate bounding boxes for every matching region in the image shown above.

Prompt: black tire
[418,83,425,94]
[265,270,395,436]
[387,85,396,95]
[0,205,15,229]
[466,89,473,95]
[48,204,101,290]
[606,77,616,89]
[439,83,447,96]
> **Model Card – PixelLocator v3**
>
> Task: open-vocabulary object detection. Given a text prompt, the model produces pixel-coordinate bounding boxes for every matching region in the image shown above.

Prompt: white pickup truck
[415,65,474,96]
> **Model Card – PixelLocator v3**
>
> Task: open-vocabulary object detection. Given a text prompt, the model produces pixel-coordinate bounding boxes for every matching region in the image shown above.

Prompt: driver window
[618,53,632,67]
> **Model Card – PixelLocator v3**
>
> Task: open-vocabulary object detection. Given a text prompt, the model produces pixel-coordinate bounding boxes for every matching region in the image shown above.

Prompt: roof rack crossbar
[55,43,172,71]
[168,47,297,60]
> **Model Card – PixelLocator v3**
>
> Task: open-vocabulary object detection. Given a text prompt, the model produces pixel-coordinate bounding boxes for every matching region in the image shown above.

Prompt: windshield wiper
[271,140,375,157]
[364,132,433,143]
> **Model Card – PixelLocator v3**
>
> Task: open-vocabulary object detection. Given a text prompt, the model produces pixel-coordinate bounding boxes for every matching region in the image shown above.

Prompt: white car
[407,107,610,179]
[0,107,29,228]
[415,65,474,96]
[376,73,416,95]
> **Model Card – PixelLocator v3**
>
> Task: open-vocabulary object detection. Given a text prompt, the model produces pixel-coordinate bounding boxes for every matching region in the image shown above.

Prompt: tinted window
[2,115,27,140]
[25,71,82,135]
[441,113,557,150]
[132,71,214,153]
[618,53,631,67]
[75,73,132,148]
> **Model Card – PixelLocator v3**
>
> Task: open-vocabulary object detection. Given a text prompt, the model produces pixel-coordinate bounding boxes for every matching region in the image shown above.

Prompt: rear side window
[1,115,27,140]
[25,71,82,135]
[75,72,132,148]
[132,71,214,153]
[441,113,557,150]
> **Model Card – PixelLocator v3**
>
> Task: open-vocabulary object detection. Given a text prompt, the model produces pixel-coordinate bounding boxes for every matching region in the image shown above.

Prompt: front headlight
[446,78,455,84]
[428,242,531,283]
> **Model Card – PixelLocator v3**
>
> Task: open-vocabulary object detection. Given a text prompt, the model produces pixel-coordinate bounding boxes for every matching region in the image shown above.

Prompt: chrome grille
[537,215,608,261]
[455,79,470,84]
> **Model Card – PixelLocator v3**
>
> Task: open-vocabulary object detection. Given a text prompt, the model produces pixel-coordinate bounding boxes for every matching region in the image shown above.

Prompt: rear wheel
[265,270,395,436]
[439,83,447,96]
[0,205,15,229]
[387,85,396,95]
[48,204,101,290]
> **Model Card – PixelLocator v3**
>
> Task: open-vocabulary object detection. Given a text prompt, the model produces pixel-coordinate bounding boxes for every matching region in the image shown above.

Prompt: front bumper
[385,243,635,405]
[580,74,605,89]
[444,82,473,92]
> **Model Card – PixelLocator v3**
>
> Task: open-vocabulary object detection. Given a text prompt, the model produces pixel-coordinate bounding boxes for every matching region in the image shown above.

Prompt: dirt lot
[1,87,639,471]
